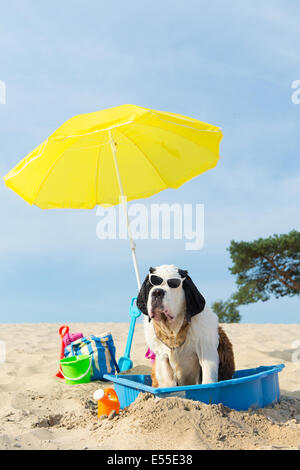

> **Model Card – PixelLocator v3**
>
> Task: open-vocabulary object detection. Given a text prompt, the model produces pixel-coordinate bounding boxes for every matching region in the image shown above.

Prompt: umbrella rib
[50,119,135,141]
[4,139,49,180]
[48,112,153,142]
[115,128,169,189]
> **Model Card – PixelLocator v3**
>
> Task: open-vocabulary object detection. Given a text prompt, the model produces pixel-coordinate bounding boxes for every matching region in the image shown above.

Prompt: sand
[0,322,300,450]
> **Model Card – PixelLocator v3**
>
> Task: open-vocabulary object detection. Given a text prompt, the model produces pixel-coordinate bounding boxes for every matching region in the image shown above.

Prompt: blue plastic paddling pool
[104,364,285,411]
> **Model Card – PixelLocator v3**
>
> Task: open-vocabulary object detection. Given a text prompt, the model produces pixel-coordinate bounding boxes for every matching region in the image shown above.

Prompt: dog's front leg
[196,341,219,384]
[155,355,177,388]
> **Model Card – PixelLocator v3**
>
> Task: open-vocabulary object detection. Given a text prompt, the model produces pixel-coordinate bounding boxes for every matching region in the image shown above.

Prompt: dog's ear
[180,271,206,322]
[137,274,152,321]
[178,269,188,279]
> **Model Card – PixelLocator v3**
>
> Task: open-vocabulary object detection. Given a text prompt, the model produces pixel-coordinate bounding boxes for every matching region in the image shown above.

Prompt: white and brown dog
[137,264,235,388]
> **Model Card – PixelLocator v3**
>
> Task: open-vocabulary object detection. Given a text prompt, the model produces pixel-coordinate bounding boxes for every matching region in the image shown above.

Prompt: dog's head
[137,264,206,323]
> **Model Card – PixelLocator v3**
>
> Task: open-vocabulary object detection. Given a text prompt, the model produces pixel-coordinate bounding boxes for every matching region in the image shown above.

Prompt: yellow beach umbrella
[4,104,223,288]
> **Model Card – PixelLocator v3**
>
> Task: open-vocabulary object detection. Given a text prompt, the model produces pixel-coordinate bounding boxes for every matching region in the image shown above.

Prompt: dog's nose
[152,288,165,298]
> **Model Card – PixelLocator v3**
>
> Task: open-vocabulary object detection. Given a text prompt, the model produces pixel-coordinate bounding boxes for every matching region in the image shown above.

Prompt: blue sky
[0,0,299,323]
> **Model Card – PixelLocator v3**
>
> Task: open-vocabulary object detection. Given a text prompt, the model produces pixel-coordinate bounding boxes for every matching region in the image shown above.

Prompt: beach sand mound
[90,393,300,450]
[22,391,300,450]
[28,392,300,450]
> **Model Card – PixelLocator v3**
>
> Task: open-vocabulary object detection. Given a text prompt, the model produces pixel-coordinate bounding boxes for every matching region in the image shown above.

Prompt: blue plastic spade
[118,297,142,372]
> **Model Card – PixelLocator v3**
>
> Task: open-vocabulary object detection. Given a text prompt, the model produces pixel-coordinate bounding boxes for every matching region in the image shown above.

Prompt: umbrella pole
[109,132,142,291]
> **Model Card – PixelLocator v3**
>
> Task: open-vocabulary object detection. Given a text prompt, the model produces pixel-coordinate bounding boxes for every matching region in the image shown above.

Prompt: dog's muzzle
[149,288,165,319]
[152,288,165,300]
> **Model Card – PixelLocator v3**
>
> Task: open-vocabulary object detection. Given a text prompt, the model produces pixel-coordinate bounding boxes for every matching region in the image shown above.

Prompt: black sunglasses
[149,274,185,289]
